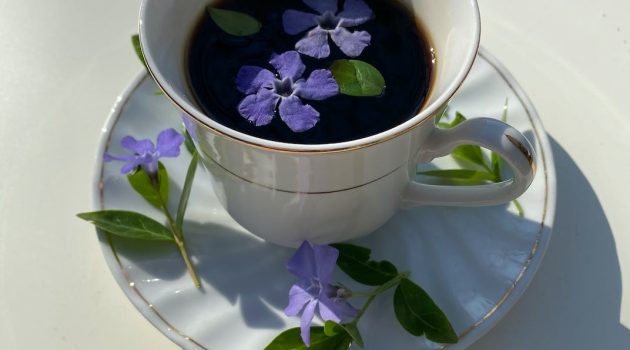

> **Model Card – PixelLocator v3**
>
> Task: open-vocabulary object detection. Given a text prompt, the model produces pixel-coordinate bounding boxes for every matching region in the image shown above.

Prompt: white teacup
[139,0,536,247]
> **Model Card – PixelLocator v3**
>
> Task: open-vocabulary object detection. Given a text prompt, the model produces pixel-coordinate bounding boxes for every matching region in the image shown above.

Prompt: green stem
[351,272,409,324]
[512,199,524,217]
[155,168,201,289]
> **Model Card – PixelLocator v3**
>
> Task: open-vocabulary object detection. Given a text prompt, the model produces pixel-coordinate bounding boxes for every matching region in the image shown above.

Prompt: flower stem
[351,272,409,325]
[155,154,202,289]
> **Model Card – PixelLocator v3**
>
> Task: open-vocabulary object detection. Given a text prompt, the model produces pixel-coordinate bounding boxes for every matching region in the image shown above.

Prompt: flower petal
[120,136,154,155]
[282,10,317,35]
[182,114,197,139]
[284,283,314,316]
[312,244,339,285]
[338,0,373,27]
[295,27,331,59]
[317,295,342,323]
[295,69,339,101]
[300,299,318,347]
[237,89,280,127]
[156,128,184,158]
[279,95,320,132]
[269,51,305,81]
[330,27,371,57]
[287,241,317,280]
[303,0,338,14]
[120,158,144,175]
[236,66,275,94]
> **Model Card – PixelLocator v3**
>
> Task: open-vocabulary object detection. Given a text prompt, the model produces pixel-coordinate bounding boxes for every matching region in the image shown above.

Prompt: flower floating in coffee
[283,0,374,58]
[236,51,339,132]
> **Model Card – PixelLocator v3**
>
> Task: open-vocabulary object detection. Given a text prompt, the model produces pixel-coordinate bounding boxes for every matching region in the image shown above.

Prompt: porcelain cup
[139,0,536,247]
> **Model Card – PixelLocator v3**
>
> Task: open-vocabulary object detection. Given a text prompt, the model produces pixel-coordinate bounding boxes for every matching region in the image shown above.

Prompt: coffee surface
[187,0,433,144]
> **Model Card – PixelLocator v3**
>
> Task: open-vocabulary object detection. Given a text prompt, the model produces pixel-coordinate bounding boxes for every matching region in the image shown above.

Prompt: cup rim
[139,0,481,154]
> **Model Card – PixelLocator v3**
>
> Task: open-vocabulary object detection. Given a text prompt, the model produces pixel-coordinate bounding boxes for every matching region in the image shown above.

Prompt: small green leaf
[131,34,147,68]
[340,323,364,348]
[491,151,502,181]
[175,152,198,230]
[265,327,351,350]
[393,278,458,344]
[450,112,467,127]
[512,199,524,217]
[452,145,487,168]
[419,169,496,182]
[183,127,196,155]
[207,7,261,36]
[77,211,173,241]
[331,244,398,286]
[501,98,509,123]
[127,163,169,208]
[324,321,344,336]
[330,59,385,97]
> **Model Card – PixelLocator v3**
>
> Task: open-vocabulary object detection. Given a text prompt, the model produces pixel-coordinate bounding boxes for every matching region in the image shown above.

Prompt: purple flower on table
[104,128,184,175]
[283,0,374,59]
[284,241,359,346]
[236,51,339,132]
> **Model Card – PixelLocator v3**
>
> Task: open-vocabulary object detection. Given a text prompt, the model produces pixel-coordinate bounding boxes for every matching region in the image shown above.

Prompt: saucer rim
[91,47,556,350]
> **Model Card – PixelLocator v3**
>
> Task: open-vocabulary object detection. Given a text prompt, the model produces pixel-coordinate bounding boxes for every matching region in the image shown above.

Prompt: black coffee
[187,0,433,144]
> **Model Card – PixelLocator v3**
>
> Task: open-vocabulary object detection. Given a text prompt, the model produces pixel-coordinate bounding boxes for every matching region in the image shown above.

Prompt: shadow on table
[469,136,630,349]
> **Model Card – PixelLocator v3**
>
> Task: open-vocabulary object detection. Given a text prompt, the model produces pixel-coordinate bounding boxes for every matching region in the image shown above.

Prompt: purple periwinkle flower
[283,0,374,59]
[284,241,359,346]
[236,51,339,132]
[104,128,184,175]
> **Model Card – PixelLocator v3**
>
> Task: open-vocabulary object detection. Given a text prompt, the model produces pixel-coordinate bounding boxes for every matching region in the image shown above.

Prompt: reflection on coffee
[187,0,433,144]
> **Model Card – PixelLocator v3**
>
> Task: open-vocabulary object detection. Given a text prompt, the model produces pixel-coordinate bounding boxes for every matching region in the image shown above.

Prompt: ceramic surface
[139,0,536,245]
[93,50,556,350]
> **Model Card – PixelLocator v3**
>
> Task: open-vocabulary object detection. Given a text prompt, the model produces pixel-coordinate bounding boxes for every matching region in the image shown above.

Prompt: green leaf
[183,127,196,155]
[419,169,496,182]
[324,321,344,336]
[127,163,169,209]
[265,327,351,350]
[491,151,502,181]
[330,59,385,97]
[331,244,398,286]
[450,112,467,127]
[501,98,509,123]
[393,278,458,344]
[77,211,173,241]
[131,34,147,68]
[324,321,364,348]
[207,7,261,36]
[175,152,198,230]
[452,145,487,168]
[340,323,364,348]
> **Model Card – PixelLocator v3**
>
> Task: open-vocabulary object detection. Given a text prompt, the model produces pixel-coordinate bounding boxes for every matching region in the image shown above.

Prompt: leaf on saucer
[330,59,385,97]
[324,321,364,348]
[265,326,351,350]
[131,34,147,68]
[331,244,398,286]
[393,278,458,344]
[208,7,262,36]
[127,162,169,209]
[77,211,173,241]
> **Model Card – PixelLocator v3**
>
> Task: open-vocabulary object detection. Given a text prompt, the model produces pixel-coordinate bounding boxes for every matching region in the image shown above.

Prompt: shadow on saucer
[468,136,630,349]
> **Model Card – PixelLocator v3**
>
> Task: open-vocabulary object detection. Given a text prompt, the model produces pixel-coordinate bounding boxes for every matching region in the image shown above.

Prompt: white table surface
[1,0,629,349]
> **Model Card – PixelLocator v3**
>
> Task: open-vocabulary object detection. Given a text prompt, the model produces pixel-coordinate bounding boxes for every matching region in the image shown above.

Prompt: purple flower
[284,241,359,346]
[283,0,374,59]
[182,113,197,139]
[236,51,338,132]
[104,128,184,175]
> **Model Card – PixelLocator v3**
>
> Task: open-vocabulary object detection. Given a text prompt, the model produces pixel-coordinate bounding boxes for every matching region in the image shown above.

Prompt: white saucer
[92,48,556,350]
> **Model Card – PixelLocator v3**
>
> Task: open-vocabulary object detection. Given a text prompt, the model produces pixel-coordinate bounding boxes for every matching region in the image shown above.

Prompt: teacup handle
[402,118,536,207]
